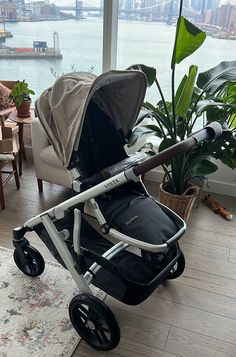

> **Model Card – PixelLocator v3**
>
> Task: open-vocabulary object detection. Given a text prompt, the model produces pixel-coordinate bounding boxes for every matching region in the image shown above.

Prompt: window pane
[0,1,103,99]
[117,2,236,102]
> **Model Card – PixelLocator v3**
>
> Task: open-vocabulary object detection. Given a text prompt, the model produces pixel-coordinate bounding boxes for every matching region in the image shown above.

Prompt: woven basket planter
[159,183,200,222]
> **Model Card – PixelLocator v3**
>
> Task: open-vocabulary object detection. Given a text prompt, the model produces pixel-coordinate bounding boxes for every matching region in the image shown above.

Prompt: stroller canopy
[35,70,147,167]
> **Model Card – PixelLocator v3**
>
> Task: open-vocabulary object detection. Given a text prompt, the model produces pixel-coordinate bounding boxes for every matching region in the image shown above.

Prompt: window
[0,1,103,99]
[1,0,236,102]
[116,0,236,102]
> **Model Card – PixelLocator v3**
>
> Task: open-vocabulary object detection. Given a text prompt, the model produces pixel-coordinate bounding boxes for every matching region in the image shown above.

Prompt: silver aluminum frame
[23,166,186,294]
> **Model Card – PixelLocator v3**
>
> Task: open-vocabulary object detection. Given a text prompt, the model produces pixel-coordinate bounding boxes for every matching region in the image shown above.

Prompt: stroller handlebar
[133,121,222,177]
[78,122,222,188]
[190,121,222,143]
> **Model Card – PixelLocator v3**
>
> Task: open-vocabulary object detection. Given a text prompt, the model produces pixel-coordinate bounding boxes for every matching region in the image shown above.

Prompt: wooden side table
[8,109,35,176]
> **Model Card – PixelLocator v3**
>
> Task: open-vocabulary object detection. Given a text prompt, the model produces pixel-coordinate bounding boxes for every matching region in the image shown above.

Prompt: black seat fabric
[97,187,179,245]
[77,101,127,178]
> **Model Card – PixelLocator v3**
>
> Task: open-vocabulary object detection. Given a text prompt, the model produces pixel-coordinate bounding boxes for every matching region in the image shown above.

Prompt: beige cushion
[0,153,14,161]
[40,145,63,169]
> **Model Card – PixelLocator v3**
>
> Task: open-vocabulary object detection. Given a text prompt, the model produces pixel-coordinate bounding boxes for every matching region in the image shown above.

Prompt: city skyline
[27,0,236,6]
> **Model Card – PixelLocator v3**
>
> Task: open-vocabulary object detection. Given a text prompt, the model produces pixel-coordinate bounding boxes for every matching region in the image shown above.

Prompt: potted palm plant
[10,80,35,118]
[128,1,236,221]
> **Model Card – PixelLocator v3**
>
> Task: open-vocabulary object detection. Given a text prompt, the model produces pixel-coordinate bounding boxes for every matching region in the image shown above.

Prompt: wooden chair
[0,153,20,209]
[0,80,16,127]
[0,81,20,209]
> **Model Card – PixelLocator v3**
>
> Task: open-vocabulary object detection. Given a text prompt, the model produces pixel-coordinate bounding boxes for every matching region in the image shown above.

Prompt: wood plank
[184,251,236,280]
[155,281,236,319]
[75,340,180,357]
[165,326,236,357]
[182,227,236,250]
[180,241,230,262]
[105,306,170,351]
[106,295,236,345]
[177,267,236,299]
[187,211,236,235]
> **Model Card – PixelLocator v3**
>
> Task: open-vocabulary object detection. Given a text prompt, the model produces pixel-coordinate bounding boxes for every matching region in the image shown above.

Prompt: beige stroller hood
[35,70,147,167]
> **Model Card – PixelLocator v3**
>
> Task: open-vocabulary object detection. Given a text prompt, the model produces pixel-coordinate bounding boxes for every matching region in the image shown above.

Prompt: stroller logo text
[126,215,138,226]
[104,179,119,189]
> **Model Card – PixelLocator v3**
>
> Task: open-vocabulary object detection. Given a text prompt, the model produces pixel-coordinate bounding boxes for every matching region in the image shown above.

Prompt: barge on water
[0,47,63,59]
[0,33,62,59]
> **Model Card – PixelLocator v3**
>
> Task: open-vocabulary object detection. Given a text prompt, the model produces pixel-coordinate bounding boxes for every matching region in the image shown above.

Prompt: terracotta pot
[159,183,200,222]
[16,99,31,118]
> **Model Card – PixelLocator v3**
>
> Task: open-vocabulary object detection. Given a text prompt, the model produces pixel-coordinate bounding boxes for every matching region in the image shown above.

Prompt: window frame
[102,0,119,72]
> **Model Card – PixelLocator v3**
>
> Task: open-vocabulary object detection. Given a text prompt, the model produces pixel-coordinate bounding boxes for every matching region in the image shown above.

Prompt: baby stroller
[12,71,222,351]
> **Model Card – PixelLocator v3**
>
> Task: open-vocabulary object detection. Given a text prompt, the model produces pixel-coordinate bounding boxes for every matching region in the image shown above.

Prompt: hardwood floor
[1,160,236,357]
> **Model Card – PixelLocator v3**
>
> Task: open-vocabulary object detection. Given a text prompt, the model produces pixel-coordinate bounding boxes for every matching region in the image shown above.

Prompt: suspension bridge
[56,0,201,23]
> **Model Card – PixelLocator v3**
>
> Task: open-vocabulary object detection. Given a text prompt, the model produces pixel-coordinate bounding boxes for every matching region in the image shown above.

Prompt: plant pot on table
[16,99,31,118]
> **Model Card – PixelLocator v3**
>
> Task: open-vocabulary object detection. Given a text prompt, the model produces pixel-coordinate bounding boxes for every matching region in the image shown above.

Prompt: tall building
[0,0,17,20]
[191,0,220,13]
[191,0,203,11]
[124,0,134,11]
[219,4,236,30]
[15,0,25,6]
[206,0,219,10]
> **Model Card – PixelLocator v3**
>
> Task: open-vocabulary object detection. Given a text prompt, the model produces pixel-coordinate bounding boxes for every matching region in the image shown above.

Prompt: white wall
[205,159,236,197]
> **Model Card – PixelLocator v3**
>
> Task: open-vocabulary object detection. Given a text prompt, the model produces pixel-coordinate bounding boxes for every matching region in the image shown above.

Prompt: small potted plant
[10,80,35,118]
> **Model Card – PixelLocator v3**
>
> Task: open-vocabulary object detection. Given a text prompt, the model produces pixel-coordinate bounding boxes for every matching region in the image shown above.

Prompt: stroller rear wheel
[69,293,120,351]
[166,250,185,279]
[13,245,45,277]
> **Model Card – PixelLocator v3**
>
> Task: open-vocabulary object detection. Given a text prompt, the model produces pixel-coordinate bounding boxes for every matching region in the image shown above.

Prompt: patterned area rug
[0,247,104,357]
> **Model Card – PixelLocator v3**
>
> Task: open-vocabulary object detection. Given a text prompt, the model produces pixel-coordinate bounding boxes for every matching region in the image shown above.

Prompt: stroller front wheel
[13,245,45,277]
[69,293,120,351]
[166,250,185,279]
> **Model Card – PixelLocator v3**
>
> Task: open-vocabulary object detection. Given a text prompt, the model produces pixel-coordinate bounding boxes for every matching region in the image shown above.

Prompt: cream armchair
[31,117,72,192]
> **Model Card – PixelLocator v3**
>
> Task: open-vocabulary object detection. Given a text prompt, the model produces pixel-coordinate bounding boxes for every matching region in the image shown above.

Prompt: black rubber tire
[166,250,185,279]
[13,245,45,277]
[69,293,120,351]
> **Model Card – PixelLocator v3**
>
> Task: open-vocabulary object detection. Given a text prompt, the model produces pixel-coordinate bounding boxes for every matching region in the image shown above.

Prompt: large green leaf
[158,138,174,167]
[171,16,206,68]
[176,65,198,117]
[158,138,174,152]
[191,159,218,177]
[126,64,156,87]
[144,102,172,131]
[127,125,161,147]
[175,74,187,107]
[207,130,236,169]
[135,110,151,125]
[196,99,232,116]
[197,61,236,94]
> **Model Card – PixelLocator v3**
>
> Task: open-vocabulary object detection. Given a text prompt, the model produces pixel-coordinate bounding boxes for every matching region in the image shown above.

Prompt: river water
[1,18,236,102]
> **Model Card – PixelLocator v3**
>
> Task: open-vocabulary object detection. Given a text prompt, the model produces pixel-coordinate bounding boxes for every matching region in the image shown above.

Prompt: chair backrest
[0,80,17,126]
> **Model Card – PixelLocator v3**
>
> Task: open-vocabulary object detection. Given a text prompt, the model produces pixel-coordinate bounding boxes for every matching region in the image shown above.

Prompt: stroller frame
[12,121,222,351]
[13,165,185,293]
[12,68,222,351]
